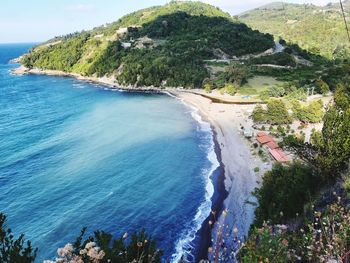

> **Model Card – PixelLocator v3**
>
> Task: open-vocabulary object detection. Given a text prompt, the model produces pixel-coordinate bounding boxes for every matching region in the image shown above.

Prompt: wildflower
[137,241,143,247]
[233,227,239,234]
[122,232,128,239]
[85,242,96,249]
[282,239,289,246]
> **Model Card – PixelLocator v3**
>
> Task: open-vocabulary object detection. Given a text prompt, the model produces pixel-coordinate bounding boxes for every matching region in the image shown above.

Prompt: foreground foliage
[0,214,37,263]
[45,228,161,263]
[239,201,350,263]
[0,213,161,263]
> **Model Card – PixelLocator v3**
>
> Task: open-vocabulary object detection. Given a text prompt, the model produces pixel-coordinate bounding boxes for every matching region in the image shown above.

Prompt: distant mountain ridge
[21,1,274,88]
[239,1,350,59]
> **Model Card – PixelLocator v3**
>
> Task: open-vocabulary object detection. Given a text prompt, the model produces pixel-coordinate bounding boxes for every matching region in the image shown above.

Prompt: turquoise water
[0,44,219,262]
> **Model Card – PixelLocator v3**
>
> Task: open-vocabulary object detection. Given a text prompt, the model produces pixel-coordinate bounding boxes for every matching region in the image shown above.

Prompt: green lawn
[238,76,284,95]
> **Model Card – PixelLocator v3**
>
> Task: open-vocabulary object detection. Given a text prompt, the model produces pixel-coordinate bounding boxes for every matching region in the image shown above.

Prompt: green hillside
[239,1,350,59]
[21,1,274,88]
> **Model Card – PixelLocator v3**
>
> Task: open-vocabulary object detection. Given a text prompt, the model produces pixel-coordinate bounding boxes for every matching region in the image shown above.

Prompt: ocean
[0,44,219,262]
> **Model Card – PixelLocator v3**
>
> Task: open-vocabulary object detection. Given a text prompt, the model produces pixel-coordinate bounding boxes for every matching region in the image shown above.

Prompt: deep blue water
[0,44,218,262]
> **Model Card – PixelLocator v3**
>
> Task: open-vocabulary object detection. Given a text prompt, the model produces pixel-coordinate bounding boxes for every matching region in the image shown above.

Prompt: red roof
[269,148,289,162]
[257,135,274,144]
[257,131,267,137]
[266,141,279,150]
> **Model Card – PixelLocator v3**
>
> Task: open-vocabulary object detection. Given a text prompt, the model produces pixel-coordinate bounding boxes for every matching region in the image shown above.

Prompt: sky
[0,0,339,43]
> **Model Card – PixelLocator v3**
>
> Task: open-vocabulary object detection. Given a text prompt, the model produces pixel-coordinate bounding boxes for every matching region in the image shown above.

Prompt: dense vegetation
[239,63,350,262]
[239,2,350,59]
[253,162,317,225]
[252,99,293,124]
[21,1,274,88]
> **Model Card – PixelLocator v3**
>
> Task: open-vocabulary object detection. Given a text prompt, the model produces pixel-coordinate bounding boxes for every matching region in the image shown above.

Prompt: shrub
[253,162,318,225]
[223,83,237,95]
[204,83,212,93]
[266,99,292,124]
[292,100,324,123]
[252,104,267,122]
[239,201,350,263]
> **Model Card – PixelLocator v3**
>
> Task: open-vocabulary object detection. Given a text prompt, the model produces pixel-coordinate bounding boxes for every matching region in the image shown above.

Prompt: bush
[266,99,292,124]
[252,104,267,122]
[223,83,237,95]
[253,162,318,225]
[204,83,212,93]
[239,202,350,263]
[292,99,324,123]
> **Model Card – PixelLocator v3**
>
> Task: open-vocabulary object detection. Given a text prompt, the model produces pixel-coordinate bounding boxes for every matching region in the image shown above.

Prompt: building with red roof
[255,131,289,162]
[256,134,275,145]
[266,140,279,150]
[257,131,267,137]
[269,148,289,162]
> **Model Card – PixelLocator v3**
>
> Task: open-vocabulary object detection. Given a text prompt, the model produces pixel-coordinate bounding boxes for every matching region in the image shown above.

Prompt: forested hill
[239,1,350,59]
[21,1,274,88]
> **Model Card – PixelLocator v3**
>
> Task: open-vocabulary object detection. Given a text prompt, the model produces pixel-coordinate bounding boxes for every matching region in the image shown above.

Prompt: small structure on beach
[243,128,253,138]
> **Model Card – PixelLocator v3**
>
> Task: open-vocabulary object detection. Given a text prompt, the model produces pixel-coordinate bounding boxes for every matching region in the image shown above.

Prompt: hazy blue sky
[0,0,339,43]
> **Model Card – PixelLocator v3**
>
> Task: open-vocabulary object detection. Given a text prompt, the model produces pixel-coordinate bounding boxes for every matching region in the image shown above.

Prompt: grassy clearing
[238,76,284,95]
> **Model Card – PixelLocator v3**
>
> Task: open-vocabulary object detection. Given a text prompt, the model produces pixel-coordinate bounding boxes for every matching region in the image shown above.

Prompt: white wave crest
[169,94,220,263]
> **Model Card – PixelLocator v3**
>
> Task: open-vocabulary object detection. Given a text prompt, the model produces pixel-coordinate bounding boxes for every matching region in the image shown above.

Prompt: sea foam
[169,94,220,262]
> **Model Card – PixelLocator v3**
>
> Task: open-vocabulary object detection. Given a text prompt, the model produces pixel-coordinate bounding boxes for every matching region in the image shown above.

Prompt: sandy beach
[12,66,272,260]
[170,90,272,260]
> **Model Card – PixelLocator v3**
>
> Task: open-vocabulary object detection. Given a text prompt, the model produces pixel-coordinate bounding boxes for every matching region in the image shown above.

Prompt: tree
[253,162,317,225]
[317,84,350,177]
[266,99,292,124]
[315,79,330,96]
[224,62,248,87]
[0,213,37,263]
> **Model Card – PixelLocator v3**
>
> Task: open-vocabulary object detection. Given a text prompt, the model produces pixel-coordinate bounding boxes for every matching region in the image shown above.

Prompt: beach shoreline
[12,66,272,261]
